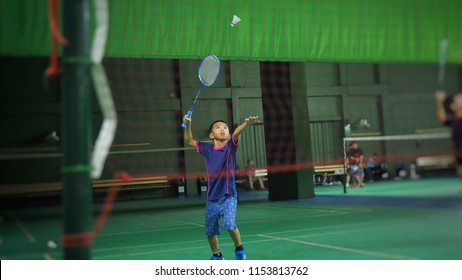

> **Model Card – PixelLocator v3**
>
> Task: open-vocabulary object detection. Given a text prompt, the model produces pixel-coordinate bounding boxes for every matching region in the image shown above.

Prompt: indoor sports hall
[1,0,461,261]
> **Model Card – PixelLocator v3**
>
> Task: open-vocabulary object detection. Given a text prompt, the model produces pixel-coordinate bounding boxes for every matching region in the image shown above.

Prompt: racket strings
[199,56,220,86]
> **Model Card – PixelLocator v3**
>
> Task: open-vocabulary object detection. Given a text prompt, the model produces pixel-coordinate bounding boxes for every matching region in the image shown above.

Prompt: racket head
[198,54,220,86]
[438,38,448,87]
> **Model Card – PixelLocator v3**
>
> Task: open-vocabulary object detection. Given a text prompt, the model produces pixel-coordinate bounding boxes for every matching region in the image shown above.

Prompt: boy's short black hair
[349,141,358,147]
[444,95,454,115]
[209,120,228,133]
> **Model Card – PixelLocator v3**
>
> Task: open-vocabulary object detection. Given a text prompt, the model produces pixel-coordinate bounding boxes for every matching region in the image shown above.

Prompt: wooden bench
[314,164,345,185]
[0,175,170,197]
[255,168,268,179]
[235,168,268,187]
[314,164,345,175]
[416,155,455,171]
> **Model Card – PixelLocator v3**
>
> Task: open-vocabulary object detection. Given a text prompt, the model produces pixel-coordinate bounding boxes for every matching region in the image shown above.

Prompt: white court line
[277,229,360,240]
[93,229,360,259]
[97,202,374,238]
[258,223,357,236]
[251,204,374,214]
[250,203,375,212]
[237,209,373,225]
[97,208,372,238]
[254,201,376,210]
[258,234,418,260]
[9,212,36,243]
[97,225,203,237]
[92,223,360,254]
[96,213,348,237]
[156,216,204,227]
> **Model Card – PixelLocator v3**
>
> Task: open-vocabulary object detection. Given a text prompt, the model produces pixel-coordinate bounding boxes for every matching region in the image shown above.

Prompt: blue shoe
[210,255,224,260]
[235,249,246,260]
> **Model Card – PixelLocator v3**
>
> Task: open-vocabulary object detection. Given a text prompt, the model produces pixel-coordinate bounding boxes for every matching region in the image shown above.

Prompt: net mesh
[0,0,461,200]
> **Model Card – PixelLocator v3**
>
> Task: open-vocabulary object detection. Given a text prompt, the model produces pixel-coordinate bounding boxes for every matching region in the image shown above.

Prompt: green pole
[62,0,92,259]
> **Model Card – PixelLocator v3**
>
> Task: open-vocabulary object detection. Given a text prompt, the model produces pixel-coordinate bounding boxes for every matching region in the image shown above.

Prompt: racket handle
[181,110,193,128]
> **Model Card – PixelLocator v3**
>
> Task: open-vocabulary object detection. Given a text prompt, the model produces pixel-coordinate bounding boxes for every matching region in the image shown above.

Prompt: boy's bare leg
[208,235,219,253]
[228,229,242,247]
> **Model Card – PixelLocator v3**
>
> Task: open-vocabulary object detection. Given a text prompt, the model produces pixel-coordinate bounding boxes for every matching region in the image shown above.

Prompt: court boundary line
[96,208,371,237]
[8,212,36,243]
[92,228,417,260]
[93,229,358,259]
[93,223,359,253]
[258,234,418,260]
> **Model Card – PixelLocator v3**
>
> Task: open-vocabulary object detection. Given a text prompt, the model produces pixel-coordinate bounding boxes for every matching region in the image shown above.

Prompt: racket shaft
[438,39,448,87]
[181,85,203,128]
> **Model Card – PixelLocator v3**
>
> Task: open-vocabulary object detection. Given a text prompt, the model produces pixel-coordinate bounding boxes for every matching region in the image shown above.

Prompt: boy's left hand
[435,90,446,102]
[245,116,260,125]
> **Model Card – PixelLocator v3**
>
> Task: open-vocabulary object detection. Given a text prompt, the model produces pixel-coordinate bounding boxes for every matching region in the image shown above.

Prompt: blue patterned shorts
[205,194,238,236]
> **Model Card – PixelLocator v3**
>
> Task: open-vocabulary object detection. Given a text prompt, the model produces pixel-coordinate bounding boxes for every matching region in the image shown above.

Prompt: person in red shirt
[245,159,266,191]
[345,142,365,188]
[435,90,462,178]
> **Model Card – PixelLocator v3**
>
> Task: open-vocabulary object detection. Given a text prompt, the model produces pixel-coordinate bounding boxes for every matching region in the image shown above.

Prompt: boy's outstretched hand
[245,116,260,125]
[435,90,446,102]
[183,114,192,126]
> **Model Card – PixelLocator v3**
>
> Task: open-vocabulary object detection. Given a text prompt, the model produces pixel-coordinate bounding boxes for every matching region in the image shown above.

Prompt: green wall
[1,0,462,63]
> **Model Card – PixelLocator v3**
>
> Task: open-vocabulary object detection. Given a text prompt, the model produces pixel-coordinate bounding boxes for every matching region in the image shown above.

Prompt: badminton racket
[182,54,220,128]
[437,38,448,90]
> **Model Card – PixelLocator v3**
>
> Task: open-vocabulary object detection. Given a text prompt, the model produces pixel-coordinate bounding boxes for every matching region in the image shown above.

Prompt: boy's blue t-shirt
[444,118,462,160]
[196,136,239,201]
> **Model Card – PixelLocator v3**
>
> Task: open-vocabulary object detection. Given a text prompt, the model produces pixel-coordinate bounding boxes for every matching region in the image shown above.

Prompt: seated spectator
[366,153,381,182]
[245,159,267,191]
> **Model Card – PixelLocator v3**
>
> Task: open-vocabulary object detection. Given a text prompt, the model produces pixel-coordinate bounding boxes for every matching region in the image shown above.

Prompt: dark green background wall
[1,56,459,195]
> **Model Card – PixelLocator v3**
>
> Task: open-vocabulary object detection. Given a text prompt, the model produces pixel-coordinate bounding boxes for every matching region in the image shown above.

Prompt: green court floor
[1,177,461,260]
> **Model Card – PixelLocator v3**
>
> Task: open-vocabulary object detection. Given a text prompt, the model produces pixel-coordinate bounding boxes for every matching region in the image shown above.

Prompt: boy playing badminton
[183,114,260,260]
[435,90,462,178]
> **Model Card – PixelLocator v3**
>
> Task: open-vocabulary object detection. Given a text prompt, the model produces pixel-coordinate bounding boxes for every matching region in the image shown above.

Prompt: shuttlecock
[47,240,58,249]
[231,15,241,27]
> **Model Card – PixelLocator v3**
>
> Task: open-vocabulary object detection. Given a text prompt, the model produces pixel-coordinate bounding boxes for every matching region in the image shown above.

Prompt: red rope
[45,0,68,77]
[61,172,132,249]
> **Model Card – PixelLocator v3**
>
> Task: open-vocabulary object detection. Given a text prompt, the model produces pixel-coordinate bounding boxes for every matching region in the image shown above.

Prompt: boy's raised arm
[183,115,196,147]
[435,90,447,123]
[233,116,260,140]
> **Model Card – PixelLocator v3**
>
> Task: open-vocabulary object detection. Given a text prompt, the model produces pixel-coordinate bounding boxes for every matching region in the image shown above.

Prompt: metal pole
[62,0,92,259]
[343,138,347,194]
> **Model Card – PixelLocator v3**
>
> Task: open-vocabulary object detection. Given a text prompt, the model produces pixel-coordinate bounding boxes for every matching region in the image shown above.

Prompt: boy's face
[209,122,230,141]
[350,143,358,149]
[451,94,462,114]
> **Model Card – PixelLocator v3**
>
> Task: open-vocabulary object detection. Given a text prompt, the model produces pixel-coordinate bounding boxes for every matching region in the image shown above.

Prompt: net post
[62,0,92,259]
[343,137,347,194]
